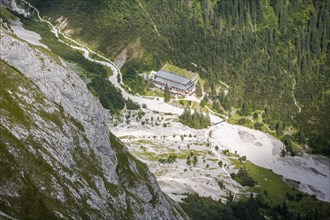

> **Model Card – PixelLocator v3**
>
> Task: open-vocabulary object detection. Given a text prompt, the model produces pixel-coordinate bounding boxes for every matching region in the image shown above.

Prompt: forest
[26,0,329,155]
[180,193,326,220]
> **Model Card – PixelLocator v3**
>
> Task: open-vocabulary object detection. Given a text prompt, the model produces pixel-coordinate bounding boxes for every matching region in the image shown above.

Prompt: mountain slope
[0,16,185,219]
[24,0,330,155]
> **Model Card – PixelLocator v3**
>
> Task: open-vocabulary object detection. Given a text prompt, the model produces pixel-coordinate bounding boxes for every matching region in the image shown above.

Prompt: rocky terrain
[109,108,330,203]
[0,14,186,219]
[1,1,329,219]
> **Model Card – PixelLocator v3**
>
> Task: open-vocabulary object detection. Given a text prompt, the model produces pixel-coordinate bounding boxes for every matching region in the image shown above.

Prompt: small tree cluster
[164,84,171,103]
[238,155,247,163]
[217,180,226,189]
[179,107,211,129]
[282,136,295,156]
[186,152,198,166]
[159,154,177,164]
[126,98,140,110]
[239,103,255,116]
[231,167,256,187]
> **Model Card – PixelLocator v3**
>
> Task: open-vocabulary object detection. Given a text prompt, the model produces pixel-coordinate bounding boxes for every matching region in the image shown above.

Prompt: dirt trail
[292,78,302,113]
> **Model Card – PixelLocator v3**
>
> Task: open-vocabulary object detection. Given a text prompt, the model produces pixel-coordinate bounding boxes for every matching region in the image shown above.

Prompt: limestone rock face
[0,16,185,220]
[1,22,118,183]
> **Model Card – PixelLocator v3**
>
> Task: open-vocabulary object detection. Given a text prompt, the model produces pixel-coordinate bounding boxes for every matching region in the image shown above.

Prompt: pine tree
[241,103,249,116]
[212,101,221,112]
[164,84,171,103]
[211,83,217,100]
[186,156,191,166]
[205,110,211,126]
[180,107,192,124]
[276,122,284,136]
[195,80,203,97]
[192,111,201,129]
[193,155,198,166]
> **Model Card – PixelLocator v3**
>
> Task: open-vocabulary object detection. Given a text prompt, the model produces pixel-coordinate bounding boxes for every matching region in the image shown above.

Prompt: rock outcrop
[0,11,185,219]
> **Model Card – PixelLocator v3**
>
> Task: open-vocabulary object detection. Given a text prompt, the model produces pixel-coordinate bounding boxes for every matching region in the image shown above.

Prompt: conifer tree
[164,84,171,103]
[205,110,211,126]
[241,103,249,116]
[195,81,203,97]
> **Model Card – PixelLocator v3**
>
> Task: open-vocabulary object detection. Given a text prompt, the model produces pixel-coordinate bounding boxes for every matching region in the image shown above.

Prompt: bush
[159,154,177,164]
[126,98,140,110]
[231,168,256,187]
[254,122,263,130]
[238,118,246,125]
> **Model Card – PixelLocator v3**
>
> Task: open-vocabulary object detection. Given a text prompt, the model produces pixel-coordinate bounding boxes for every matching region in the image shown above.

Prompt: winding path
[23,0,232,119]
[136,0,161,37]
[292,78,302,113]
[22,0,185,115]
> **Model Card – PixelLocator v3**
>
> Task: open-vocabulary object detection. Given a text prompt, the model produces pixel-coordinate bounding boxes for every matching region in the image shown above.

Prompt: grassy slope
[230,158,330,218]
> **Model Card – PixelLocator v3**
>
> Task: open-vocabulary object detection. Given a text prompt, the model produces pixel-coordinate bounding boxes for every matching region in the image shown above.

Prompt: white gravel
[209,115,330,202]
[111,109,330,202]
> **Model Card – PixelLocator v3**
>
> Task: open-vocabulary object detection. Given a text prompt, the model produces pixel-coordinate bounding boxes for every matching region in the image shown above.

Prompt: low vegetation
[231,167,256,187]
[162,64,197,79]
[159,154,177,164]
[125,98,140,110]
[186,151,198,166]
[229,159,330,218]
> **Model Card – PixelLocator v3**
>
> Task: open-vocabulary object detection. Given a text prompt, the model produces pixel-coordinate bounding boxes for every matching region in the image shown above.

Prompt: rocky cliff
[0,9,185,219]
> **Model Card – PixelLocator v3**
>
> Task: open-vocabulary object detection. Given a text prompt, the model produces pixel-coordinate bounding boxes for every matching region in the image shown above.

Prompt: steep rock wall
[0,15,185,219]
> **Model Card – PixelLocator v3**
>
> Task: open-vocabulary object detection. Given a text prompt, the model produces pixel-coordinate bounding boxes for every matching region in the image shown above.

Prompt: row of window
[155,76,191,86]
[155,81,194,94]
